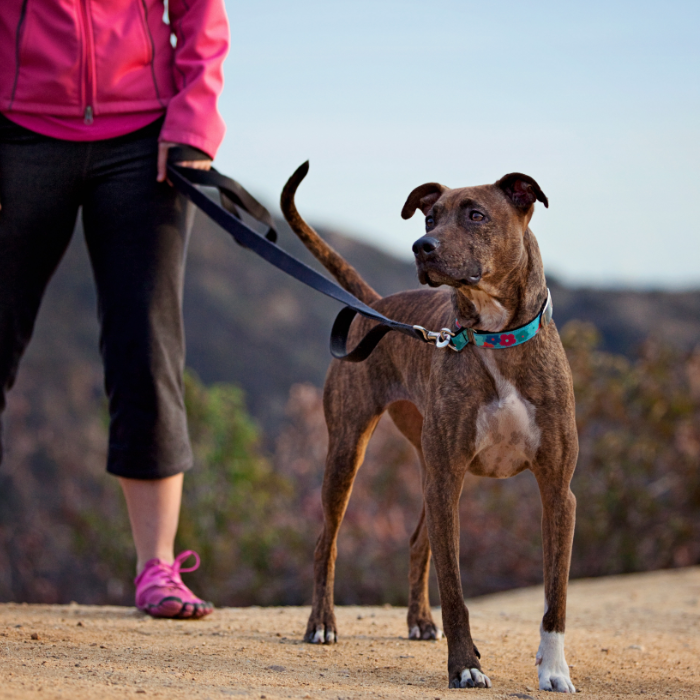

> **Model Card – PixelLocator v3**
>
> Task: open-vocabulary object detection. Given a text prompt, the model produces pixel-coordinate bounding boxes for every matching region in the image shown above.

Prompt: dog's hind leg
[387,401,443,641]
[406,504,443,640]
[534,468,577,693]
[304,387,383,645]
[386,402,439,640]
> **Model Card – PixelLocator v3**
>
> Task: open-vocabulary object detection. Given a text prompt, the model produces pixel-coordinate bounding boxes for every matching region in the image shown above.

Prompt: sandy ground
[2,567,700,700]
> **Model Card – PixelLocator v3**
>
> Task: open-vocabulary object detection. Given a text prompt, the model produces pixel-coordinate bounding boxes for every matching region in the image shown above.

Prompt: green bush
[564,321,700,576]
[177,370,299,605]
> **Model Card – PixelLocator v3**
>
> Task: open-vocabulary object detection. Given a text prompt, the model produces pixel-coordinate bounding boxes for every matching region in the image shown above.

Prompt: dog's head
[402,173,548,330]
[402,173,548,293]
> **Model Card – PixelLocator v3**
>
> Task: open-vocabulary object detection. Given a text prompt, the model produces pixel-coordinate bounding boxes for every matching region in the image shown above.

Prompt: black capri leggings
[0,115,193,479]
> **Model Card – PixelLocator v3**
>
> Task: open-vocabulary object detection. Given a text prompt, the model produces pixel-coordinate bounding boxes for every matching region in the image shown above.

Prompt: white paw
[311,627,324,644]
[409,625,421,639]
[451,668,492,689]
[536,630,575,693]
[325,629,336,643]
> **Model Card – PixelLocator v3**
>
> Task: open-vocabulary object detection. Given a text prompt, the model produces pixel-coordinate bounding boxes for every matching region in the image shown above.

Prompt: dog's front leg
[423,460,491,689]
[534,470,577,693]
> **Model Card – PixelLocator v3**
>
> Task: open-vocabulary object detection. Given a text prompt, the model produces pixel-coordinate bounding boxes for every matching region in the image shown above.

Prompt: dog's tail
[281,162,381,305]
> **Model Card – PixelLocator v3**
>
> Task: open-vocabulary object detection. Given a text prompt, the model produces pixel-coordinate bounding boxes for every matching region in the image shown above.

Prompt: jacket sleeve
[159,0,229,159]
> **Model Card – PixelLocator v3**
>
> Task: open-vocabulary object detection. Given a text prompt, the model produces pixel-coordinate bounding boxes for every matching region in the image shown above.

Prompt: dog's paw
[408,622,443,641]
[449,668,492,689]
[536,630,575,693]
[304,625,337,644]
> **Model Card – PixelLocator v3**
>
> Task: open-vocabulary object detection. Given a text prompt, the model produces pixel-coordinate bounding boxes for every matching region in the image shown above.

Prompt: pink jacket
[0,0,229,157]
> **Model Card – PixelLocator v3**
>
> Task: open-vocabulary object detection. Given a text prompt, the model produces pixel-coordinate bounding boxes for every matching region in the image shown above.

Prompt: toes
[145,597,212,620]
[191,602,214,619]
[551,676,576,693]
[176,602,195,619]
[408,624,443,641]
[459,668,492,689]
[308,626,336,644]
[540,675,575,693]
[551,677,565,692]
[144,596,183,618]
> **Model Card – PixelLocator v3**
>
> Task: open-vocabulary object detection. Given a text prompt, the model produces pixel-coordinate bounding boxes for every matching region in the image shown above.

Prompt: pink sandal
[134,550,213,619]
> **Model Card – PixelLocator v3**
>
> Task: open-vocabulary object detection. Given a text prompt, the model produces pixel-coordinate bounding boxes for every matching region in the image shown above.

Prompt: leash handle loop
[169,161,278,243]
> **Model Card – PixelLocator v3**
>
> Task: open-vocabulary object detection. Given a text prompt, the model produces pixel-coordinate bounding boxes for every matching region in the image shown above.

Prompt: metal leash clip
[413,325,455,349]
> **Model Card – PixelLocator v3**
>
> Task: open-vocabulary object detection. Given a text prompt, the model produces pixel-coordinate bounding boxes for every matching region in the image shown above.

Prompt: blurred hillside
[1,208,699,605]
[14,208,700,434]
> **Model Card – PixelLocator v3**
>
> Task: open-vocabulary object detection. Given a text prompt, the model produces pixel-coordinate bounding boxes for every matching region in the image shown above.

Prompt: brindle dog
[280,163,578,693]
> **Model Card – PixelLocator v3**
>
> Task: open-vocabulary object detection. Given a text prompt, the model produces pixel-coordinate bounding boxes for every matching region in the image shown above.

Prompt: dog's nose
[412,236,439,258]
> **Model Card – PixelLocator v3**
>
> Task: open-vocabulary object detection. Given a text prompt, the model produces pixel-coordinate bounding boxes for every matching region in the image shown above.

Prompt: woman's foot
[134,550,213,619]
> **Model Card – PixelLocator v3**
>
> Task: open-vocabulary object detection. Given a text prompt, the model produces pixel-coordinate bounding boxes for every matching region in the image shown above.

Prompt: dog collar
[449,288,553,351]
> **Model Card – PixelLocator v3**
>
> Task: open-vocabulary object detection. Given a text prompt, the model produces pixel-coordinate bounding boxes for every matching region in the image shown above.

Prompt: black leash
[166,159,430,362]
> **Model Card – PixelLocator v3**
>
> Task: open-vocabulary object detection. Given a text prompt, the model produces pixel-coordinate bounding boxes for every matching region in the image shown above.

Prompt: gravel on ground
[2,567,700,699]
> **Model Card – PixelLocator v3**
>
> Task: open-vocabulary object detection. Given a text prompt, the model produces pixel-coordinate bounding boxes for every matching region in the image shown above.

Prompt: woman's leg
[83,122,193,481]
[0,117,82,462]
[82,122,210,617]
[118,473,183,573]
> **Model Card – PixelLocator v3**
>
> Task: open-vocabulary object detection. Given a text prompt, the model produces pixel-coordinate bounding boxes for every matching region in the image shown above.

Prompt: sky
[216,0,699,289]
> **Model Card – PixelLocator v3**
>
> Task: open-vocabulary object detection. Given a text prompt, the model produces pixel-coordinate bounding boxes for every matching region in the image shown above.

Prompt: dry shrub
[1,323,699,605]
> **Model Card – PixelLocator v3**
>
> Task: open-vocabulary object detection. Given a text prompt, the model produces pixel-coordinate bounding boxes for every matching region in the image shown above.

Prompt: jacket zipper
[9,0,30,110]
[78,0,95,124]
[139,0,164,106]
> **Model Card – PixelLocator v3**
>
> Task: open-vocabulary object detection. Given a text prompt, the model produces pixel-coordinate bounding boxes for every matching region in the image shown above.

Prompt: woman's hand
[157,141,211,182]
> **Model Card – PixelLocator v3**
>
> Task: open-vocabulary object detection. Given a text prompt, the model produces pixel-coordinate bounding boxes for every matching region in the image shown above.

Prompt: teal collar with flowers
[448,288,553,351]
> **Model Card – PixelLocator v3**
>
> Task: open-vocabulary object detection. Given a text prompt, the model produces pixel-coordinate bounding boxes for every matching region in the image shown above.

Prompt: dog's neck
[451,229,547,333]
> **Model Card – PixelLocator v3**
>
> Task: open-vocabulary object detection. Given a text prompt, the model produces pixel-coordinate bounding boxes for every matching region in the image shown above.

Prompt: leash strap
[167,164,426,361]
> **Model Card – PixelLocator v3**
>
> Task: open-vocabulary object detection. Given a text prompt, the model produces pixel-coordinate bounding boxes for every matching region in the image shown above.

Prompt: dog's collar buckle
[413,325,455,348]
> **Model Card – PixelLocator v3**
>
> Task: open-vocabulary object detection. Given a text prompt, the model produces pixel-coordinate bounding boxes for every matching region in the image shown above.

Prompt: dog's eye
[470,211,485,222]
[425,216,435,229]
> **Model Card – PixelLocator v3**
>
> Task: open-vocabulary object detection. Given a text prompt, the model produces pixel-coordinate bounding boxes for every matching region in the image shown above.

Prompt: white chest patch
[472,354,540,478]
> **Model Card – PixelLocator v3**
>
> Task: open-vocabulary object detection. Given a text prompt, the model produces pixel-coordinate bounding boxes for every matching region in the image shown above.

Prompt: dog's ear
[496,173,549,210]
[401,183,448,219]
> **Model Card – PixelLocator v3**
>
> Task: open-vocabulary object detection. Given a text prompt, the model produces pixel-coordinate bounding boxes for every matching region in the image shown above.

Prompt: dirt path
[2,567,700,699]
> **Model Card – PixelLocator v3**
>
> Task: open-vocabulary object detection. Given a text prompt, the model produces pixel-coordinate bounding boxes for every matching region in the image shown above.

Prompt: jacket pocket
[11,0,82,109]
[91,0,161,107]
